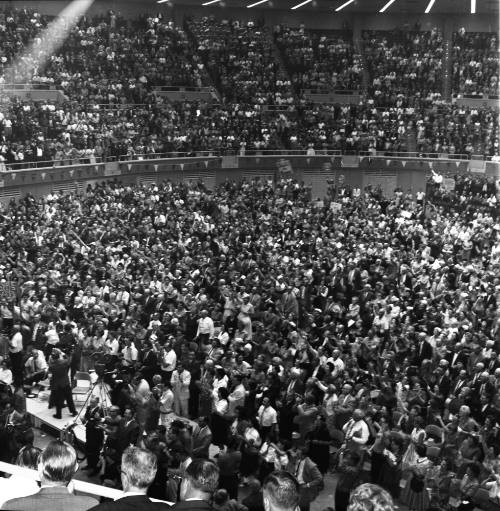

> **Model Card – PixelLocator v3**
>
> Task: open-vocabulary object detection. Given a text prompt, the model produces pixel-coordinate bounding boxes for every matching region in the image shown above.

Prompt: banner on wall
[104,162,121,177]
[277,158,293,176]
[469,160,486,173]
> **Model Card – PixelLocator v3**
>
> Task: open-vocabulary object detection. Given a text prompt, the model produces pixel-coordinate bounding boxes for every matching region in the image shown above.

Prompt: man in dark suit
[286,447,323,511]
[49,347,77,419]
[416,333,433,364]
[1,440,98,511]
[172,459,219,511]
[445,345,468,370]
[88,446,171,510]
[118,407,140,456]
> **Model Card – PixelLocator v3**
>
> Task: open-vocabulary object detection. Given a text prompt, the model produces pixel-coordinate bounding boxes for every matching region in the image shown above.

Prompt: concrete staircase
[442,38,453,101]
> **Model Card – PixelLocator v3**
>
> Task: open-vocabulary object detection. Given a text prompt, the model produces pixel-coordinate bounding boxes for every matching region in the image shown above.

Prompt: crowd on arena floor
[0,171,498,510]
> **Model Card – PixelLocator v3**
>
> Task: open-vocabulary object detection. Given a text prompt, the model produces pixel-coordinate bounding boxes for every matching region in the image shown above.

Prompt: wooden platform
[26,383,113,444]
[26,397,87,443]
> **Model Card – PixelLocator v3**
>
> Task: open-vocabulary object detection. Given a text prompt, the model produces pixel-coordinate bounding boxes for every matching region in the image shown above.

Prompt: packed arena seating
[0,172,498,509]
[363,29,444,106]
[0,9,498,165]
[274,25,362,93]
[187,17,295,105]
[452,29,499,97]
[1,11,208,98]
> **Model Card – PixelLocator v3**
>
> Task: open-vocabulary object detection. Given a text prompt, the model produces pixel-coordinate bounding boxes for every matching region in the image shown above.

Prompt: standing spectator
[286,446,323,511]
[196,310,215,345]
[8,324,24,389]
[257,397,278,441]
[217,437,242,499]
[335,451,362,511]
[88,446,171,511]
[173,459,219,511]
[171,362,191,418]
[48,348,77,420]
[82,396,104,476]
[342,409,370,453]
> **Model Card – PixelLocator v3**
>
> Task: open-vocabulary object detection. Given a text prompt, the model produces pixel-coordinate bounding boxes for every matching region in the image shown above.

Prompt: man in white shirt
[257,397,278,441]
[24,349,48,386]
[171,361,191,418]
[121,338,138,366]
[196,310,214,344]
[159,381,175,426]
[0,356,13,387]
[160,342,177,383]
[228,374,246,415]
[342,409,369,452]
[9,323,24,388]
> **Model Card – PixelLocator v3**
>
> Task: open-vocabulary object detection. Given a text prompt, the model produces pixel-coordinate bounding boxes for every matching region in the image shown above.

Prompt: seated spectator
[0,439,98,511]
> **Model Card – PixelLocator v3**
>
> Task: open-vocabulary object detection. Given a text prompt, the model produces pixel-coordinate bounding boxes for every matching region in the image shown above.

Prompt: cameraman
[49,347,77,419]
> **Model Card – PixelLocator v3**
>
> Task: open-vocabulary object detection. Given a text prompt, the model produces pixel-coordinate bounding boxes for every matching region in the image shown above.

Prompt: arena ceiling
[154,0,500,14]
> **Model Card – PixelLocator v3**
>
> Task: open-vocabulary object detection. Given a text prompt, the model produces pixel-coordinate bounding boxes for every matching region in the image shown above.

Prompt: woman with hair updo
[347,483,395,511]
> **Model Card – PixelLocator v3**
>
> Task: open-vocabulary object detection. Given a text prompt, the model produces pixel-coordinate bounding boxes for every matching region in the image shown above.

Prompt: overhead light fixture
[335,0,355,12]
[292,0,312,8]
[424,0,435,12]
[157,0,169,3]
[202,0,221,4]
[379,0,397,12]
[247,0,268,7]
[471,0,476,13]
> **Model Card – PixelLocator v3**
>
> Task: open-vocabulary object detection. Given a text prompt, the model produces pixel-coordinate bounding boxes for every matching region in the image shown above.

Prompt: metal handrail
[0,461,122,500]
[1,149,497,173]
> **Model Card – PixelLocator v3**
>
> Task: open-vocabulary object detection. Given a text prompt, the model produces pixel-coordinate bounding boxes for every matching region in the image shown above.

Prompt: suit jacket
[192,425,212,458]
[416,340,433,364]
[49,357,72,389]
[445,351,468,368]
[2,486,98,511]
[286,457,323,505]
[241,492,264,511]
[172,499,213,511]
[118,419,140,453]
[88,495,171,511]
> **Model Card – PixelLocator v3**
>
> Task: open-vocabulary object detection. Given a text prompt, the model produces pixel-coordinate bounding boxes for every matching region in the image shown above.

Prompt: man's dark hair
[263,471,299,511]
[184,459,219,495]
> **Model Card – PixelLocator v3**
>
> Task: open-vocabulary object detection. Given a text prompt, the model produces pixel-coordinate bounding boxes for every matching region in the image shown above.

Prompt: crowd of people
[187,17,295,106]
[0,170,497,511]
[0,10,496,164]
[363,29,444,104]
[274,25,362,94]
[452,29,499,97]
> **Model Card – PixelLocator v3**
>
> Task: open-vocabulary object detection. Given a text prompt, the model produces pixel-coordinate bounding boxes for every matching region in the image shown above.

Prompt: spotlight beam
[6,0,95,85]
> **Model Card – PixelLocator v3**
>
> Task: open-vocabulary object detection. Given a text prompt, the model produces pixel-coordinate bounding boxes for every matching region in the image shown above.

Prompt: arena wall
[0,155,497,206]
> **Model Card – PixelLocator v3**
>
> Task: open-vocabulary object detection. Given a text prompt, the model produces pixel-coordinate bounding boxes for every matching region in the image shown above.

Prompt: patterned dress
[401,455,432,511]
